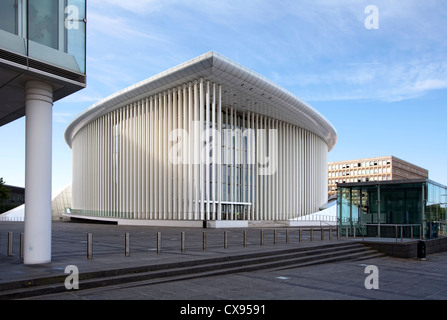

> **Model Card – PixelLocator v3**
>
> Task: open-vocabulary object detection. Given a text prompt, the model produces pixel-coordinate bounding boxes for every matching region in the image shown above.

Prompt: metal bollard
[181,232,185,253]
[224,231,228,249]
[157,232,162,254]
[353,227,356,238]
[329,228,332,240]
[125,233,130,257]
[260,230,264,246]
[321,227,324,241]
[286,229,290,244]
[274,229,277,245]
[243,230,247,247]
[87,233,93,259]
[310,228,314,241]
[7,232,13,256]
[203,231,207,251]
[299,228,302,243]
[20,233,24,259]
[345,227,349,239]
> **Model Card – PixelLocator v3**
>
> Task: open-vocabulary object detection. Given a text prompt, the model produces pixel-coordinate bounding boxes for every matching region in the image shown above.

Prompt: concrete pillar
[24,80,53,265]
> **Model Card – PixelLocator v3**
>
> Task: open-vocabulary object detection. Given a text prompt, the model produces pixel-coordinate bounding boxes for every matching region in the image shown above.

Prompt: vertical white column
[229,107,234,220]
[254,113,259,220]
[24,80,53,265]
[176,86,182,219]
[170,88,177,219]
[146,98,151,219]
[188,82,193,219]
[251,113,256,220]
[199,79,205,220]
[279,121,284,219]
[166,91,171,219]
[211,83,216,220]
[149,97,154,219]
[163,91,168,219]
[217,85,222,220]
[246,112,251,220]
[193,81,200,219]
[205,81,210,219]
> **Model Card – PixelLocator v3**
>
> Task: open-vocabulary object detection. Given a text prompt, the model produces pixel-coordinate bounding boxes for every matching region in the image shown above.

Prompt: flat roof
[65,51,337,150]
[328,155,428,172]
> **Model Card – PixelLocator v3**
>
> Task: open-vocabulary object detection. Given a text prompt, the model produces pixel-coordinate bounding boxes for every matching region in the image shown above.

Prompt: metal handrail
[363,223,423,241]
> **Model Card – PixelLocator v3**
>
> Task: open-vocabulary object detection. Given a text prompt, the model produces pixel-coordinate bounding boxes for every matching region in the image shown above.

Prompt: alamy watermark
[364,265,379,290]
[168,121,278,176]
[65,5,81,30]
[364,5,379,29]
[64,265,79,290]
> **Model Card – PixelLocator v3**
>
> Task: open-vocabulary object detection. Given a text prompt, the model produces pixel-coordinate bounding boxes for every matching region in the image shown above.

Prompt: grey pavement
[1,221,446,302]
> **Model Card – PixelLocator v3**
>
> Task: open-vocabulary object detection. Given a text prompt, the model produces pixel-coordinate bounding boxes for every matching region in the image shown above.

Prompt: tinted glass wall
[0,0,86,74]
[337,181,446,239]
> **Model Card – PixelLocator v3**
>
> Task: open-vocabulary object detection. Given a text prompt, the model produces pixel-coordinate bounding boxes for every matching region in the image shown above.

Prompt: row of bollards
[2,228,339,260]
[81,227,420,259]
[2,232,24,259]
[83,227,339,259]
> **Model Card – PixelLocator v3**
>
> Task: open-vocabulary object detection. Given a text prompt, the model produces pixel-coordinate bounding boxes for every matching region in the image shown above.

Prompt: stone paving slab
[33,251,447,301]
[0,221,343,284]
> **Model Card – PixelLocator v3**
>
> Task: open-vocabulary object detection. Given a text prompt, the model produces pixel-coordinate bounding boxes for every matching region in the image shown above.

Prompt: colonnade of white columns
[71,78,328,221]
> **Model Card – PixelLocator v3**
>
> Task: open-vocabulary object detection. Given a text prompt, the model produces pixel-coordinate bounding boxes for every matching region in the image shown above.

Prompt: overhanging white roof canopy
[65,51,337,150]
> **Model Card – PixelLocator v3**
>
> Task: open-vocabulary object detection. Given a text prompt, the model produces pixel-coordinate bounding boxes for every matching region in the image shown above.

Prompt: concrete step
[0,242,384,299]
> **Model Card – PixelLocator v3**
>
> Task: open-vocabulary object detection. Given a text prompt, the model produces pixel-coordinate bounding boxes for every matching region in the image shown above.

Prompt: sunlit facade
[328,156,428,197]
[65,52,337,226]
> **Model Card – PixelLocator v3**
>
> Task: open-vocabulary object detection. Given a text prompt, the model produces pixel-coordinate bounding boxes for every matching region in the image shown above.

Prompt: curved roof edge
[65,51,337,150]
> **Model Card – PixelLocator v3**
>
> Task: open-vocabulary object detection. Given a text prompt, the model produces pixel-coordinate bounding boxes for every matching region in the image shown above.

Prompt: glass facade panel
[0,0,18,34]
[426,182,447,238]
[0,0,86,75]
[337,180,447,239]
[28,0,58,49]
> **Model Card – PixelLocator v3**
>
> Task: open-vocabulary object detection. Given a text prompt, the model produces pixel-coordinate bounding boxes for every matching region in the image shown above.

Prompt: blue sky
[1,0,446,192]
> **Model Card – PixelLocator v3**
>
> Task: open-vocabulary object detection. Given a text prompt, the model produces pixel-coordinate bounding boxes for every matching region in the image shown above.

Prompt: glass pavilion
[337,179,447,240]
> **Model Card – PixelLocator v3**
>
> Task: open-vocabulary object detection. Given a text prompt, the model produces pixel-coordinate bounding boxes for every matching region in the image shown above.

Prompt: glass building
[337,179,447,240]
[0,0,86,125]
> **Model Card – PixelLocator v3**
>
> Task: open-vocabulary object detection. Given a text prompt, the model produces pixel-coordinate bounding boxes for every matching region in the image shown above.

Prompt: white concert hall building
[65,52,337,227]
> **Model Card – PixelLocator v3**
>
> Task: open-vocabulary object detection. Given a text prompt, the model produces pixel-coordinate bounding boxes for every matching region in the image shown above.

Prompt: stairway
[0,242,384,299]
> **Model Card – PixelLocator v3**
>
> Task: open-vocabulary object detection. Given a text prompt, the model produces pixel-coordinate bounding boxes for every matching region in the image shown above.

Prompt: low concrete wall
[119,219,203,228]
[362,237,447,259]
[65,214,337,229]
[65,214,204,228]
[206,220,249,228]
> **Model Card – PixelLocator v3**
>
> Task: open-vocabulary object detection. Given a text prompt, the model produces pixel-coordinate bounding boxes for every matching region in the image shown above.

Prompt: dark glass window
[28,0,58,49]
[0,0,18,34]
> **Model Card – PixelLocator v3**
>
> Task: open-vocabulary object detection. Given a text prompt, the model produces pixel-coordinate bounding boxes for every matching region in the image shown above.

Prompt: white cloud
[87,11,166,41]
[90,0,167,14]
[84,0,447,104]
[287,58,447,102]
[53,113,74,124]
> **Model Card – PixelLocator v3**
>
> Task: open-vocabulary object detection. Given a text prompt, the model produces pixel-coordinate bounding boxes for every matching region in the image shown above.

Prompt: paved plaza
[0,221,446,304]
